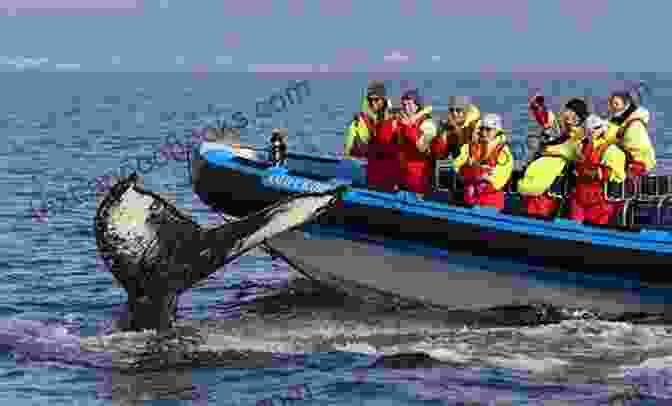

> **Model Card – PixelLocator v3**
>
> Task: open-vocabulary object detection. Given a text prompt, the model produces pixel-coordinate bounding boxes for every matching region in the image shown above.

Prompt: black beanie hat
[610,90,635,106]
[401,88,423,106]
[367,81,386,98]
[565,98,589,123]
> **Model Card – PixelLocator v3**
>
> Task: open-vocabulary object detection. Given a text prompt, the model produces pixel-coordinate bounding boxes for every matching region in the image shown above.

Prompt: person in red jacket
[396,89,437,195]
[344,81,401,192]
[567,114,627,225]
[453,113,514,210]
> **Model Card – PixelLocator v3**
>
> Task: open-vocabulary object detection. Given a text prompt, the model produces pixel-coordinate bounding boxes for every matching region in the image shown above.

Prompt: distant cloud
[0,56,48,69]
[111,55,121,65]
[215,55,233,65]
[1,0,142,16]
[54,63,81,70]
[383,51,409,63]
[159,0,169,9]
[175,55,185,66]
[431,55,441,62]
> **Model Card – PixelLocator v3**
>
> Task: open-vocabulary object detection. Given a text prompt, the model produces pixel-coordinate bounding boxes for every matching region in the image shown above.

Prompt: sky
[0,0,665,72]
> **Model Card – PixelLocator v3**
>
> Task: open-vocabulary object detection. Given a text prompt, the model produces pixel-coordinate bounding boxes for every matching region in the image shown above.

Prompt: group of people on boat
[343,80,656,225]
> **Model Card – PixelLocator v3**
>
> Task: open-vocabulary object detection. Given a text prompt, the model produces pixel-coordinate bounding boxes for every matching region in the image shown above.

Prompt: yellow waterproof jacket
[517,127,585,196]
[453,132,513,190]
[344,96,391,157]
[574,134,627,184]
[605,107,656,173]
[543,126,585,161]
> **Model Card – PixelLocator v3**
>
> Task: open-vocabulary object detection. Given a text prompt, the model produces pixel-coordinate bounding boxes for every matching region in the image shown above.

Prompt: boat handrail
[657,195,672,225]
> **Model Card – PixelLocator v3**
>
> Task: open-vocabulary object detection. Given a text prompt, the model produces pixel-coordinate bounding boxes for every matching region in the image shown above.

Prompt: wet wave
[2,273,672,403]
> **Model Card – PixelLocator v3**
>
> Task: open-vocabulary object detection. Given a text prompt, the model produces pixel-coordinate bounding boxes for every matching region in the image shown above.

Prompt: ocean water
[4,72,672,405]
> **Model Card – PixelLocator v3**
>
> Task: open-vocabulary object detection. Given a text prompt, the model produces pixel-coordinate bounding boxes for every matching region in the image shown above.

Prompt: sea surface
[4,72,672,405]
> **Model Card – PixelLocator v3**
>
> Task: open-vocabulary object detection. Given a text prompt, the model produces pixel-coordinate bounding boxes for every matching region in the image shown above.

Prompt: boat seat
[608,175,672,227]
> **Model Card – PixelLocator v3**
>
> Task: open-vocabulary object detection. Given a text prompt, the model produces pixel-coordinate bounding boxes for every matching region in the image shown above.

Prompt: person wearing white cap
[452,113,513,210]
[565,114,627,225]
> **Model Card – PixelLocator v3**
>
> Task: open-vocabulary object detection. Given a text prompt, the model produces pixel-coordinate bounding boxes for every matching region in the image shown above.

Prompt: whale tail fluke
[94,173,346,331]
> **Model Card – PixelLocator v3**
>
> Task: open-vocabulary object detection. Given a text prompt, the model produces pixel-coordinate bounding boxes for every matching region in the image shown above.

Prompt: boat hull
[268,228,671,315]
[192,140,672,282]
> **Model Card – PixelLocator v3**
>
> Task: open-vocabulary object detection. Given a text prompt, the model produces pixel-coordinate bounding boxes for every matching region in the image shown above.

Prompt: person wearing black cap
[397,88,437,195]
[605,89,656,177]
[561,98,590,130]
[344,80,390,158]
[344,80,401,192]
[517,98,590,219]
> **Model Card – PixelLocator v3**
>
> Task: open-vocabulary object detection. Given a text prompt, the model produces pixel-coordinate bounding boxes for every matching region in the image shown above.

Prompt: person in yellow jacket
[343,80,403,192]
[343,80,392,158]
[567,114,627,225]
[517,98,589,218]
[452,113,513,210]
[604,90,656,177]
[430,96,481,160]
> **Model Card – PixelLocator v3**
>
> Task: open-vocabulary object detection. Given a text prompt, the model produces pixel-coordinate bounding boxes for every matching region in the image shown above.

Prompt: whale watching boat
[190,127,672,284]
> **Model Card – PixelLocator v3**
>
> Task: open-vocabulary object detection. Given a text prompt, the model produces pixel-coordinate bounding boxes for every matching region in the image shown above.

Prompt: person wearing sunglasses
[396,88,437,195]
[604,89,656,179]
[452,113,513,210]
[343,80,401,192]
[517,98,590,219]
[566,114,627,225]
[430,96,481,161]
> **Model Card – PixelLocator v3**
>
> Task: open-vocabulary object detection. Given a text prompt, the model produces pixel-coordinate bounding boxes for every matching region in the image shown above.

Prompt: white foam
[198,333,304,354]
[422,347,471,364]
[333,341,379,354]
[486,353,568,372]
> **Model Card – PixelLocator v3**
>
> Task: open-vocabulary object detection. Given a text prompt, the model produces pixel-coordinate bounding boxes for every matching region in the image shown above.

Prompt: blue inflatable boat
[191,128,672,283]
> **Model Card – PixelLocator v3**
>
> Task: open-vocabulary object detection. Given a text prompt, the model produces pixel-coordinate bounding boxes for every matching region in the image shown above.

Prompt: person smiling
[452,113,513,210]
[343,80,401,192]
[605,89,656,178]
[567,114,627,225]
[396,88,437,196]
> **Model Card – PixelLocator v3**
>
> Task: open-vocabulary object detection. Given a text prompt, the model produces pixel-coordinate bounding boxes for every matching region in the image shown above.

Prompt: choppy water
[4,72,672,405]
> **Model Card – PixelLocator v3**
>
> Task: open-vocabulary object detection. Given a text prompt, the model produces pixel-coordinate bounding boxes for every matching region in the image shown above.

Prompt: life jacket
[613,118,647,165]
[460,141,507,186]
[573,140,611,207]
[399,107,433,162]
[432,105,480,159]
[605,105,654,176]
[459,139,508,208]
[345,95,392,158]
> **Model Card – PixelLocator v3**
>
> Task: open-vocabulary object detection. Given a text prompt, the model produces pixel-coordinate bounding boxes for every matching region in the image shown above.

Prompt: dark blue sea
[5,72,672,405]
